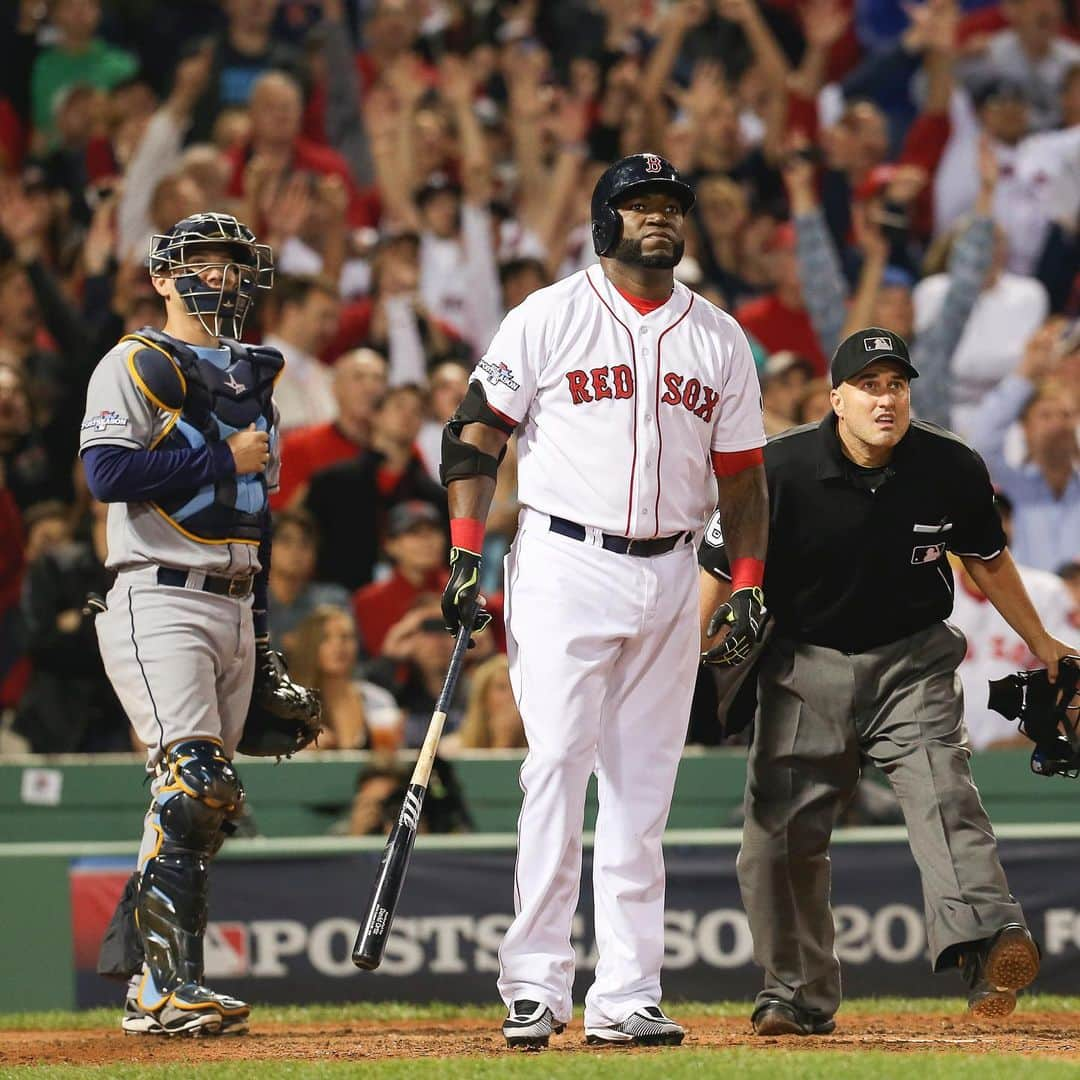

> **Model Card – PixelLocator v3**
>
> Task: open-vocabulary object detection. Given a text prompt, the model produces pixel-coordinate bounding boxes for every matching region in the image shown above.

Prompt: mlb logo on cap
[830,326,919,387]
[644,154,663,174]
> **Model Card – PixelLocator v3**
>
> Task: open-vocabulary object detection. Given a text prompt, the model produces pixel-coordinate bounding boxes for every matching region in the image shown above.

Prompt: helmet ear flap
[592,203,621,257]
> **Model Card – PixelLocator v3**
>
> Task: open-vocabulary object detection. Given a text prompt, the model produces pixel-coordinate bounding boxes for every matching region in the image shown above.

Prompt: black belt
[548,516,692,557]
[157,567,254,598]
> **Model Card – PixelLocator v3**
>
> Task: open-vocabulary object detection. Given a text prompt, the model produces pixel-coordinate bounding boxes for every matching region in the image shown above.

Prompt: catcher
[81,213,320,1037]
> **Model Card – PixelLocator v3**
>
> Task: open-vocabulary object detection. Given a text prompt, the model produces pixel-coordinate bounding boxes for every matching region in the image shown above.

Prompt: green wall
[0,748,1071,846]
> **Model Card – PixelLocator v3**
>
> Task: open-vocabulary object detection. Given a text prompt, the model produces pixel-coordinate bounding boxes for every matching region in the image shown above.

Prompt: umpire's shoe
[123,981,251,1036]
[502,1000,566,1050]
[585,1006,685,1047]
[961,923,1041,1020]
[752,999,836,1036]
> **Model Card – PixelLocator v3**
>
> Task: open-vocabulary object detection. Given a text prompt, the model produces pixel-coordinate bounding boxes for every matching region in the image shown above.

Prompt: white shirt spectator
[952,562,1076,749]
[935,92,1080,275]
[419,203,501,356]
[960,30,1080,131]
[262,333,336,433]
[913,270,1048,438]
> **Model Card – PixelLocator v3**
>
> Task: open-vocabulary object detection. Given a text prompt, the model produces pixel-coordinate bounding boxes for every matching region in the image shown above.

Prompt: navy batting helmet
[590,153,695,257]
[149,212,274,340]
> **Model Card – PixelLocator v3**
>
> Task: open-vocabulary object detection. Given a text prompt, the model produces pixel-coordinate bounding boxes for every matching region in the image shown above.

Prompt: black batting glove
[702,586,767,667]
[442,547,493,645]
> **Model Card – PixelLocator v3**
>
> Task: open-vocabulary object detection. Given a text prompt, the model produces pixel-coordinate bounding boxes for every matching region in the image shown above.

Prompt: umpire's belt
[548,516,692,557]
[157,567,254,598]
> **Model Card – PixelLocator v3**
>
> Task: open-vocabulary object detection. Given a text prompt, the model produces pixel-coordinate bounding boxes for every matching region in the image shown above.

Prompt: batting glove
[441,547,493,645]
[702,586,767,667]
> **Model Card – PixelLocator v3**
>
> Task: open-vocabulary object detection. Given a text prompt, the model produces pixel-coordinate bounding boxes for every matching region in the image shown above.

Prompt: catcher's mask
[149,212,273,339]
[988,655,1080,778]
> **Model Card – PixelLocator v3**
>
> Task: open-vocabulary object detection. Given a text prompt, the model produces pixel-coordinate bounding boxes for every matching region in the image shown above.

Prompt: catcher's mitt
[237,642,323,758]
[987,655,1080,778]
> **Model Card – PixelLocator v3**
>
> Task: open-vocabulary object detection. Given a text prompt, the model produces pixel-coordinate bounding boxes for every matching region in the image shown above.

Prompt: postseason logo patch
[477,358,521,392]
[865,335,893,352]
[81,409,129,432]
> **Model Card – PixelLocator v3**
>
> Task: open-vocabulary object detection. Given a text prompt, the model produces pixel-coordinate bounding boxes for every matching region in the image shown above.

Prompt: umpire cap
[830,327,919,388]
[591,153,696,257]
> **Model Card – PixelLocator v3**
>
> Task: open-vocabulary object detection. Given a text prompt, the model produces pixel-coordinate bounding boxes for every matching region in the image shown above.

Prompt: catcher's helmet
[590,153,696,257]
[149,212,274,340]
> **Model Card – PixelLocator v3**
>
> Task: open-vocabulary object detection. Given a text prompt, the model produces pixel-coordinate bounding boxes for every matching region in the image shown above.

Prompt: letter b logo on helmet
[590,153,695,257]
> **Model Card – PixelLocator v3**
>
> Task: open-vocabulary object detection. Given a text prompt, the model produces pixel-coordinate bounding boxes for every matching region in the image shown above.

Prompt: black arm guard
[988,656,1080,778]
[439,381,515,487]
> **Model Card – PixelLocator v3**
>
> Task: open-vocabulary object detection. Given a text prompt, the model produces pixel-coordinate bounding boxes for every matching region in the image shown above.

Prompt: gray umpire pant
[737,621,1025,1020]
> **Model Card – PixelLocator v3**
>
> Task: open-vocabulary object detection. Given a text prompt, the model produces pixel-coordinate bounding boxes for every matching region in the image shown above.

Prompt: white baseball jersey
[487,264,765,1030]
[475,265,766,537]
[952,563,1075,749]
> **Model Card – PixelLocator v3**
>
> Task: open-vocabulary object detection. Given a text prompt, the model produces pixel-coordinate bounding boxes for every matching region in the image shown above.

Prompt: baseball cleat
[962,923,1040,1020]
[751,999,836,1036]
[585,1006,685,1046]
[123,982,250,1036]
[502,999,565,1050]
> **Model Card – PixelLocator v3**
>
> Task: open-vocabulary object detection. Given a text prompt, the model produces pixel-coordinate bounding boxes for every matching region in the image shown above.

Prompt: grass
[1,994,1078,1032]
[3,997,1079,1080]
[3,1053,1080,1080]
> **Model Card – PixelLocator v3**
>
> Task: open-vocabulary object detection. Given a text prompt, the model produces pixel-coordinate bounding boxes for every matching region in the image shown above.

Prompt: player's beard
[612,235,684,269]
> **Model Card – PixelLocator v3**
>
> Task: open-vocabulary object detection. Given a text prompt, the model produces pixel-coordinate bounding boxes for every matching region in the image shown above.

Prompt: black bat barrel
[352,782,427,969]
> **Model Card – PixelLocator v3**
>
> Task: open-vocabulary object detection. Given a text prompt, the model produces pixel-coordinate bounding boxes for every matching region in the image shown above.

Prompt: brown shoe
[751,1000,835,1036]
[961,923,1040,1020]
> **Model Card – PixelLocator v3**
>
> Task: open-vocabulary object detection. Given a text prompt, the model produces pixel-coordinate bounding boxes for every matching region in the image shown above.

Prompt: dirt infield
[3,1011,1079,1066]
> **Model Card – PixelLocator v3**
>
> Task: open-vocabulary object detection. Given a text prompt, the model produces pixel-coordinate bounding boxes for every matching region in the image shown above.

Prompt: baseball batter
[81,213,280,1036]
[439,154,769,1048]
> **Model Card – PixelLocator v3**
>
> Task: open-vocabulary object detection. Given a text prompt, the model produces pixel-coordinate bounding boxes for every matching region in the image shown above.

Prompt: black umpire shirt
[699,415,1007,653]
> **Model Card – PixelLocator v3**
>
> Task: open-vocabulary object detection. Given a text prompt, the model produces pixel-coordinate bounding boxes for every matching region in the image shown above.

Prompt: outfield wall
[4,826,1080,1014]
[1,747,1072,843]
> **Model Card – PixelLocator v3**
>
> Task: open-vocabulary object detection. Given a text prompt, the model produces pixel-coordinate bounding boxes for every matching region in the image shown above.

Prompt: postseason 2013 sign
[71,839,1080,1006]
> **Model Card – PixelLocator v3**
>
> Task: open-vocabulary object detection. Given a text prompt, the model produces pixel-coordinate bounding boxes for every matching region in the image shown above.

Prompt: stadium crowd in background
[0,0,1076,773]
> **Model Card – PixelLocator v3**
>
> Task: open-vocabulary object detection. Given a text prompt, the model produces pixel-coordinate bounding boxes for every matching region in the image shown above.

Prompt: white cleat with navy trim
[585,1006,685,1047]
[502,999,566,1049]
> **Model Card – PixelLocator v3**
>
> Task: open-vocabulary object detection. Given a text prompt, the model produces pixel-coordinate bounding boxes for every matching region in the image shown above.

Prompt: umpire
[700,327,1075,1036]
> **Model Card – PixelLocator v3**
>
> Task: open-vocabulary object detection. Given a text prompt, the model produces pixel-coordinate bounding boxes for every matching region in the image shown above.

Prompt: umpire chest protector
[123,327,282,544]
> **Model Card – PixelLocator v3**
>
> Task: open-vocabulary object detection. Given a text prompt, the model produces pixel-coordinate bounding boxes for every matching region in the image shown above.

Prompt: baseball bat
[352,624,472,970]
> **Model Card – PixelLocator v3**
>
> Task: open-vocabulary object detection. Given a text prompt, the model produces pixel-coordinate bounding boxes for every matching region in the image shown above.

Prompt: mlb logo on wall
[205,922,251,977]
[865,335,893,352]
[81,409,129,432]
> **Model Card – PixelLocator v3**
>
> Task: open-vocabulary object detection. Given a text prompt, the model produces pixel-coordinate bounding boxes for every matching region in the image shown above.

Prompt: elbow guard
[439,382,515,486]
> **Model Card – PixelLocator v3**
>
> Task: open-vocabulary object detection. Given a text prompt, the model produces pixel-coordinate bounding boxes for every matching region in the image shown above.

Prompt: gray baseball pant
[737,620,1025,1020]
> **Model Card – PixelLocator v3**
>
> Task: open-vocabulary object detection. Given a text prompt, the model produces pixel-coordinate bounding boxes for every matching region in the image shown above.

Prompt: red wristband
[730,557,765,591]
[450,517,486,553]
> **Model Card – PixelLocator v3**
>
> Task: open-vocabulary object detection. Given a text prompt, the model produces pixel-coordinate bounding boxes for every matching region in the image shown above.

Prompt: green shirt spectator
[31,0,137,142]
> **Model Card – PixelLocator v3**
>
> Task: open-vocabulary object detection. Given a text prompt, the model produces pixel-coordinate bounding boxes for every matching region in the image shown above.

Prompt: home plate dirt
[2,1012,1079,1065]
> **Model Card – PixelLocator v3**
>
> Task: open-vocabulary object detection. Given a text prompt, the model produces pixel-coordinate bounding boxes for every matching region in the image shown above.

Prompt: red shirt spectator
[734,224,829,375]
[225,71,377,228]
[271,347,389,509]
[353,502,449,656]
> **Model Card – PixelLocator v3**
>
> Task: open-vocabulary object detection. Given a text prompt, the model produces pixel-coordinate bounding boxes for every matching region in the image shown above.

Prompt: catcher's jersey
[952,563,1075,749]
[474,265,765,537]
[80,335,281,576]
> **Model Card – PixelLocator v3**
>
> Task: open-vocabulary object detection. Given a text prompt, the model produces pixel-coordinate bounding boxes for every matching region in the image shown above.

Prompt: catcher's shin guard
[136,740,244,1001]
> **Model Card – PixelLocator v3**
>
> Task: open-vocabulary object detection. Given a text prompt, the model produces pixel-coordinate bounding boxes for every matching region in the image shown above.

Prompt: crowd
[0,0,1077,786]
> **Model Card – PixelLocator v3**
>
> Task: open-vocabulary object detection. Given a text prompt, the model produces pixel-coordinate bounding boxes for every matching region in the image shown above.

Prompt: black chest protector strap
[440,381,515,486]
